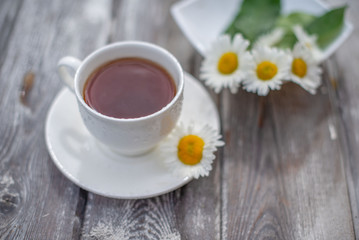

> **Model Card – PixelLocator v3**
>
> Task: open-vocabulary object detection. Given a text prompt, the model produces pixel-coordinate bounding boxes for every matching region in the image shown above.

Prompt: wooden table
[0,0,358,239]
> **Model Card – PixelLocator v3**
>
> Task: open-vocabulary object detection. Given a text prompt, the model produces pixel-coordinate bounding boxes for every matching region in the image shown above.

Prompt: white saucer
[45,72,220,199]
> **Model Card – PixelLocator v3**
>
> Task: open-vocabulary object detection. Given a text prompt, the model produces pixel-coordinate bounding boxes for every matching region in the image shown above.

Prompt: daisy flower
[289,42,322,94]
[253,28,285,49]
[160,122,224,179]
[242,46,292,96]
[200,34,252,94]
[292,25,323,62]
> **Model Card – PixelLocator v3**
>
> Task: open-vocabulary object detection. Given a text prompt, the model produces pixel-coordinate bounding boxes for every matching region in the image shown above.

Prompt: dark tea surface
[83,58,176,118]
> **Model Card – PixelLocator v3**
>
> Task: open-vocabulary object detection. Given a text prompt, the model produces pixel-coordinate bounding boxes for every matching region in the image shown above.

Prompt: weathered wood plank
[323,0,359,236]
[271,83,354,239]
[221,78,354,239]
[82,194,182,239]
[81,0,221,239]
[1,0,357,239]
[0,0,111,238]
[0,0,23,66]
[219,0,357,238]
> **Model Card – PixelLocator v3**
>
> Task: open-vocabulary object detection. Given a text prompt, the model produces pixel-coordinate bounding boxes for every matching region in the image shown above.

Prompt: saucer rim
[45,72,219,199]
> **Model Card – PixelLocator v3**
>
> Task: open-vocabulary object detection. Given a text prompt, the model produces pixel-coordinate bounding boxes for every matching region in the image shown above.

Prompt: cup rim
[74,41,184,122]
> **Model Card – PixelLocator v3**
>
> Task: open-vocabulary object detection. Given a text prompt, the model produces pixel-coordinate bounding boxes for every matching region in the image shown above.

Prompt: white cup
[57,41,184,156]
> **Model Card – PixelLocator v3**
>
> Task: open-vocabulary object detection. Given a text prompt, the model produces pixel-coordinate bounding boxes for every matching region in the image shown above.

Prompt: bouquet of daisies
[161,0,347,180]
[200,0,346,96]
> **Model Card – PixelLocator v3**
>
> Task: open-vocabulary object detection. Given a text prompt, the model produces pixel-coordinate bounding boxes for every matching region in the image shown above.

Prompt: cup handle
[57,56,82,92]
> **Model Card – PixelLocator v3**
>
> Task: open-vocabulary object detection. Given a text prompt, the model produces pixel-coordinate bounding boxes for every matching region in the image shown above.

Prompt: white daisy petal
[160,122,224,179]
[292,25,323,62]
[200,34,251,94]
[233,34,250,52]
[289,42,322,94]
[253,28,285,49]
[241,46,291,96]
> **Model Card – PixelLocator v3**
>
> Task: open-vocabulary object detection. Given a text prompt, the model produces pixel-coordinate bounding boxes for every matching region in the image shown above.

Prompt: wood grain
[324,0,359,236]
[218,0,357,238]
[0,0,359,239]
[0,0,23,66]
[0,0,111,238]
[220,80,354,239]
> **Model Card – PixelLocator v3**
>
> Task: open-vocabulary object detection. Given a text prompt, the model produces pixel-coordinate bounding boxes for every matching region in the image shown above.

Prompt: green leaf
[225,0,281,43]
[275,31,296,49]
[274,12,316,49]
[305,6,346,48]
[275,12,316,31]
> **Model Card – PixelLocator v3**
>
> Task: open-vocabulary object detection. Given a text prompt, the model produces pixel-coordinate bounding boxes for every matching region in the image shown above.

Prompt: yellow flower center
[256,61,278,81]
[177,135,205,165]
[217,52,238,75]
[292,58,307,78]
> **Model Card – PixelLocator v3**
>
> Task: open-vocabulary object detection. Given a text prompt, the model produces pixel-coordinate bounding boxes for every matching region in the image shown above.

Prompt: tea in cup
[57,41,184,156]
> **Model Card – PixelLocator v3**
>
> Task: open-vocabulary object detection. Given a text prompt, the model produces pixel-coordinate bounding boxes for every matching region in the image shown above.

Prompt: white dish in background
[171,0,353,62]
[45,72,220,199]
